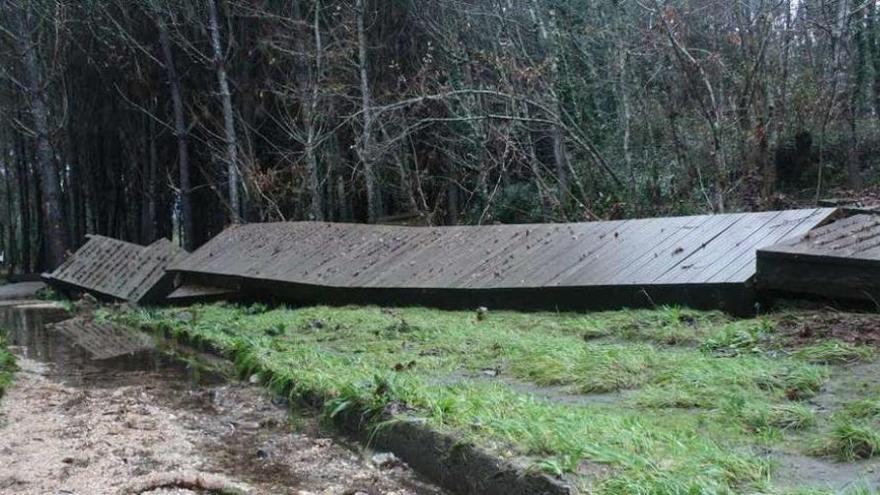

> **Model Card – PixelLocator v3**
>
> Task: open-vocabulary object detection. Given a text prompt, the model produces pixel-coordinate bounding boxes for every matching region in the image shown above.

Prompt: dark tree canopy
[0,0,878,271]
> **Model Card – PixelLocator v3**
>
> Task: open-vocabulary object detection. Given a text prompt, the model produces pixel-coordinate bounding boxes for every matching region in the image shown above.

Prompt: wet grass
[0,330,14,399]
[107,304,873,493]
[792,340,874,365]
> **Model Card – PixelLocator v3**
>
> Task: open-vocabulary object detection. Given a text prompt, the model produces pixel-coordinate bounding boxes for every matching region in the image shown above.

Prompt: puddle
[770,452,880,492]
[0,304,222,390]
[768,358,880,492]
[0,302,444,495]
[812,359,880,413]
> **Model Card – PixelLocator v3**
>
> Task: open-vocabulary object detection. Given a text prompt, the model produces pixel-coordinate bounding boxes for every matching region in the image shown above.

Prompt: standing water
[0,301,443,495]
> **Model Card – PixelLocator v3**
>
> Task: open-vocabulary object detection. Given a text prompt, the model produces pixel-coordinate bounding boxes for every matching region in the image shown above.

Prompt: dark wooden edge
[173,271,759,316]
[41,274,126,303]
[756,254,880,303]
[43,269,178,306]
[757,248,880,269]
[8,273,44,283]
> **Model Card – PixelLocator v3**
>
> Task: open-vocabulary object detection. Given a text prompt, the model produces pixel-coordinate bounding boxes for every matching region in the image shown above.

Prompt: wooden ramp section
[171,208,835,313]
[757,213,880,302]
[43,235,183,304]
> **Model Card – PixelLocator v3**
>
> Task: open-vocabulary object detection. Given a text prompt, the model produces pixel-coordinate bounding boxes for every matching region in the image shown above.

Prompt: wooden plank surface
[44,235,182,304]
[759,214,880,259]
[756,213,880,302]
[172,209,836,293]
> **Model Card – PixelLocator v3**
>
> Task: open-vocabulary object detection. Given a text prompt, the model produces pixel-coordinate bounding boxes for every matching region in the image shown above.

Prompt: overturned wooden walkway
[757,213,880,303]
[171,208,835,313]
[43,235,183,304]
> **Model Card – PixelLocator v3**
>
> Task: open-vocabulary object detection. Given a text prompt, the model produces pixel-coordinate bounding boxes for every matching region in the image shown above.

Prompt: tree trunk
[16,131,32,272]
[295,0,324,221]
[158,18,194,250]
[207,0,242,223]
[142,114,158,242]
[3,138,17,274]
[16,8,67,268]
[356,0,378,222]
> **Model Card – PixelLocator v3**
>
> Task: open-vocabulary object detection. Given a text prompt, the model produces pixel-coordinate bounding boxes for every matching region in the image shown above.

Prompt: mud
[0,302,444,495]
[770,349,880,492]
[776,311,880,348]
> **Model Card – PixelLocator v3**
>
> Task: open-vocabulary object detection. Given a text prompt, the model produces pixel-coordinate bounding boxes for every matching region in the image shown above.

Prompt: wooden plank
[606,214,714,285]
[648,213,746,284]
[721,208,831,283]
[44,236,182,304]
[169,209,832,315]
[505,220,630,288]
[755,212,880,302]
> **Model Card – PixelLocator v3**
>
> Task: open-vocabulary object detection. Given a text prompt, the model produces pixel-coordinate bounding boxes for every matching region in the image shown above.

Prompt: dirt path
[0,304,444,495]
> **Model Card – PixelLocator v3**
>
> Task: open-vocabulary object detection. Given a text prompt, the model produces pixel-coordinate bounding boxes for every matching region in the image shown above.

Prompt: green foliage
[793,340,874,365]
[36,286,63,301]
[817,420,880,461]
[744,404,817,432]
[701,319,775,355]
[844,398,880,420]
[0,330,15,399]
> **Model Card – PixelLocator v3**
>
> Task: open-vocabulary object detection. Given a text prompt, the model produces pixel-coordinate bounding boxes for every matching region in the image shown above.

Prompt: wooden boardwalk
[43,235,183,304]
[172,208,835,313]
[757,213,880,302]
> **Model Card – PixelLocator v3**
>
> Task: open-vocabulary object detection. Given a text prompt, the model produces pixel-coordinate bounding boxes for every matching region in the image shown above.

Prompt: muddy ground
[776,311,880,347]
[0,302,444,495]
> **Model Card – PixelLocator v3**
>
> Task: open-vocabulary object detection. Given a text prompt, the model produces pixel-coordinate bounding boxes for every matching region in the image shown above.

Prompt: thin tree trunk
[3,138,17,274]
[532,2,569,205]
[16,132,31,272]
[16,8,67,268]
[158,18,194,250]
[142,114,158,242]
[207,0,242,223]
[297,0,324,220]
[356,0,378,222]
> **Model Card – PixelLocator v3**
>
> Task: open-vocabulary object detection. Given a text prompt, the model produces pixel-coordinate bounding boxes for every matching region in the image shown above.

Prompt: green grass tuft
[793,340,873,365]
[818,420,880,461]
[845,398,880,419]
[0,330,15,399]
[701,319,775,356]
[745,404,816,432]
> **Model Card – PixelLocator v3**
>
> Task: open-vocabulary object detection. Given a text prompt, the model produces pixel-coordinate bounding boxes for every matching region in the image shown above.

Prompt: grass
[792,340,873,365]
[816,420,880,461]
[745,404,817,432]
[107,303,860,493]
[809,389,880,462]
[0,328,14,399]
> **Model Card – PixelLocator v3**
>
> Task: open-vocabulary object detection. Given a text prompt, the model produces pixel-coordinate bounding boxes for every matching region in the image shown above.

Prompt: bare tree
[207,0,242,223]
[157,15,195,250]
[356,0,379,222]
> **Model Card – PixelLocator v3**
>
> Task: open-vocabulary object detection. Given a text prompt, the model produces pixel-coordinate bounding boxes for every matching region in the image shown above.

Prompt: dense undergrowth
[108,304,879,494]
